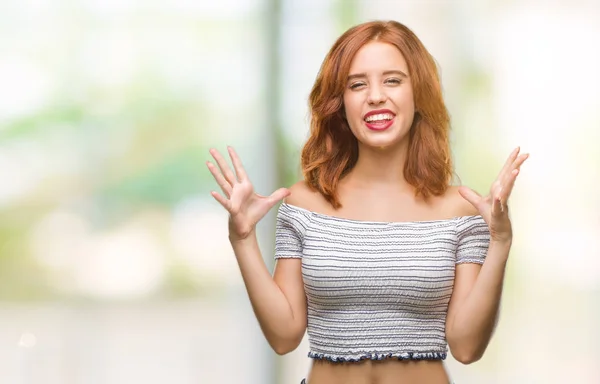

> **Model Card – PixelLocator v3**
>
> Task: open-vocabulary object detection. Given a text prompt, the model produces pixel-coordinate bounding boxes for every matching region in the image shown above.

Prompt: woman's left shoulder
[442,185,479,218]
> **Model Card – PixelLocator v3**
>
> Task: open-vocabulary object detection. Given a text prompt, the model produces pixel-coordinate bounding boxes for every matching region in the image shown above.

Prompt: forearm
[230,232,301,351]
[449,240,511,361]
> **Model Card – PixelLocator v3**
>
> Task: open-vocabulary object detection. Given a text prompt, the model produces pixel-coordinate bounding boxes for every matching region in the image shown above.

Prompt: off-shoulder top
[274,203,491,362]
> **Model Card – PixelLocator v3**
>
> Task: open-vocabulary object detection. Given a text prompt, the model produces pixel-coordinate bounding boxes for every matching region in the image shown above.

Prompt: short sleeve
[274,203,312,259]
[455,215,491,265]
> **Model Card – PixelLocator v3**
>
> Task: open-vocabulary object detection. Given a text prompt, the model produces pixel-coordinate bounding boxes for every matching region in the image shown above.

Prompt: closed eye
[385,78,402,85]
[349,82,366,90]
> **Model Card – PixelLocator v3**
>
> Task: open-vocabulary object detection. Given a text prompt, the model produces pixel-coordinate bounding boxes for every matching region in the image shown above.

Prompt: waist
[306,309,449,362]
[307,358,450,384]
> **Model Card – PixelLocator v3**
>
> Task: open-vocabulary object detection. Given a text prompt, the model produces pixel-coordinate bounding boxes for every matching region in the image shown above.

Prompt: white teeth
[365,113,394,122]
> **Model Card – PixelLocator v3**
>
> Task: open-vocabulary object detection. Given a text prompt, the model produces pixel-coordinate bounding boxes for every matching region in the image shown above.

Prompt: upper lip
[363,109,396,120]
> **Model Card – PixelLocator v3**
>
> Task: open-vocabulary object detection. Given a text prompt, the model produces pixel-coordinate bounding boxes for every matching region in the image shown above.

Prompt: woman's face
[343,41,415,150]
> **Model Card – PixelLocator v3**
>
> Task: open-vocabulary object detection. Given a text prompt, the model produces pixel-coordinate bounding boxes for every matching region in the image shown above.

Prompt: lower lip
[365,117,395,131]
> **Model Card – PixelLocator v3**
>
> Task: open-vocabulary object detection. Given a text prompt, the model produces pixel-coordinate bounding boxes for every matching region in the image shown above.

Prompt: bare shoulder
[444,185,480,217]
[284,180,328,212]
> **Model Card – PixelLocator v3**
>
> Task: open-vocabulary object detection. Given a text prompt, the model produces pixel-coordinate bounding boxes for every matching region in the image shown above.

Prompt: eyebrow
[347,70,408,81]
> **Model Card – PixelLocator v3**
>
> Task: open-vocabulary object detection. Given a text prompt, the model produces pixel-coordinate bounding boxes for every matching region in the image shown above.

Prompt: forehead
[348,41,408,74]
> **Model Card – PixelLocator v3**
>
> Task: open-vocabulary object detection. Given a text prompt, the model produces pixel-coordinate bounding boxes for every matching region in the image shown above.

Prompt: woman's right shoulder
[283,180,324,211]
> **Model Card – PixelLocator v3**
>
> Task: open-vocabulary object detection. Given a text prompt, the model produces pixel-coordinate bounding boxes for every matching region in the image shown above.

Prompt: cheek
[342,96,364,122]
[343,95,357,113]
[396,88,414,107]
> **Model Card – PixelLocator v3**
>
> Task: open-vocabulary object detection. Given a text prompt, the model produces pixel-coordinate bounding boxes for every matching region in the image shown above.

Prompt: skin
[206,40,529,384]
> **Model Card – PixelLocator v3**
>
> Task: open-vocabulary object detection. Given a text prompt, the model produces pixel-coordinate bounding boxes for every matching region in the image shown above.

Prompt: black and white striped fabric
[274,203,490,362]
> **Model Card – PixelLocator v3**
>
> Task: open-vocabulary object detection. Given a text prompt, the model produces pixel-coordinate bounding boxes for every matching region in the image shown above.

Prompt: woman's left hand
[458,147,529,243]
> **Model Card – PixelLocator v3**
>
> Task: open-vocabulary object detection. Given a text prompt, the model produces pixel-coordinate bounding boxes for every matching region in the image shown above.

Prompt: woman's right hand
[206,146,290,242]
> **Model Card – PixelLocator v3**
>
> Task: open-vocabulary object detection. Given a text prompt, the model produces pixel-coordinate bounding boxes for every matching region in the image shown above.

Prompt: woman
[206,20,528,384]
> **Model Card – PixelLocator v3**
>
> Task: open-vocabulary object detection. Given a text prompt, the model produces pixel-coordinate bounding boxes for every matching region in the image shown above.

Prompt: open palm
[459,147,529,242]
[206,146,290,241]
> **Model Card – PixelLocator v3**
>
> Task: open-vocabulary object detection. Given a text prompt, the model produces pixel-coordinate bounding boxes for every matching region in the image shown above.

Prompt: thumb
[458,186,481,208]
[267,188,291,206]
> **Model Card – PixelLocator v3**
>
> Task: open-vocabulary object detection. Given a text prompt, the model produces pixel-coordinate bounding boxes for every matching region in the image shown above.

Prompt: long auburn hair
[301,20,452,209]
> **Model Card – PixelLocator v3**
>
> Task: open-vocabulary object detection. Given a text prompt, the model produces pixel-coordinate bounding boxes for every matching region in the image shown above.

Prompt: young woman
[206,20,528,384]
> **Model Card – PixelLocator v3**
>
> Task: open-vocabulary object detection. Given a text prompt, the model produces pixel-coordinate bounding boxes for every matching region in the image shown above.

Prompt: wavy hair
[301,20,452,208]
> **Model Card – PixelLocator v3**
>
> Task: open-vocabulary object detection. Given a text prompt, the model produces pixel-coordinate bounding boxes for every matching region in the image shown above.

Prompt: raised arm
[445,147,529,364]
[206,147,307,354]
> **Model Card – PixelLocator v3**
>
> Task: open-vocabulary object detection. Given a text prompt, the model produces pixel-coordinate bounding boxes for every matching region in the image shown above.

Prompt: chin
[361,131,408,150]
[362,139,403,151]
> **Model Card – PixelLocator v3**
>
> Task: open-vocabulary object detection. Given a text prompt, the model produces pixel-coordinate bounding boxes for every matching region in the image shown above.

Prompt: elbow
[272,343,297,356]
[268,329,305,356]
[447,337,485,365]
[270,337,302,356]
[451,350,483,365]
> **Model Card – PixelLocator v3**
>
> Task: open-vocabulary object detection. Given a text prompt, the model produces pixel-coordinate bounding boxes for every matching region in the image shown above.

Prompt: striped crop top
[274,203,491,362]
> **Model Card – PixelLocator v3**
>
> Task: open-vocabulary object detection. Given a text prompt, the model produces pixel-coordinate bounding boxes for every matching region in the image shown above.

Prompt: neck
[345,139,411,187]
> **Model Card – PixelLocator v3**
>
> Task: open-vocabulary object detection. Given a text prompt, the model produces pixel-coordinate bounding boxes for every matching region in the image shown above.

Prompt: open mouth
[364,112,395,131]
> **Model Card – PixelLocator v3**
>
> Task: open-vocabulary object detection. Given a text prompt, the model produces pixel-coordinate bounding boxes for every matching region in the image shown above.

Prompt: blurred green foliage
[0,75,217,301]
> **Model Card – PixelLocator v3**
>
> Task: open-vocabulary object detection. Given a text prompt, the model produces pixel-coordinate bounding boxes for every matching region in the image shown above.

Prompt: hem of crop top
[308,350,447,362]
[281,203,481,226]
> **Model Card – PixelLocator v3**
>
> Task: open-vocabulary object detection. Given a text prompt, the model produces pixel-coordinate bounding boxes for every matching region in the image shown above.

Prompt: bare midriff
[306,359,451,384]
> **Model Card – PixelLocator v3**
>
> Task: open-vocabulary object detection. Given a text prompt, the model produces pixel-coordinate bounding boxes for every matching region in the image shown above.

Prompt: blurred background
[0,0,599,383]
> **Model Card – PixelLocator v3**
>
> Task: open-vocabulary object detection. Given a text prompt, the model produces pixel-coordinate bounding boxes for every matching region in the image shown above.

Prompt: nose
[367,84,386,105]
